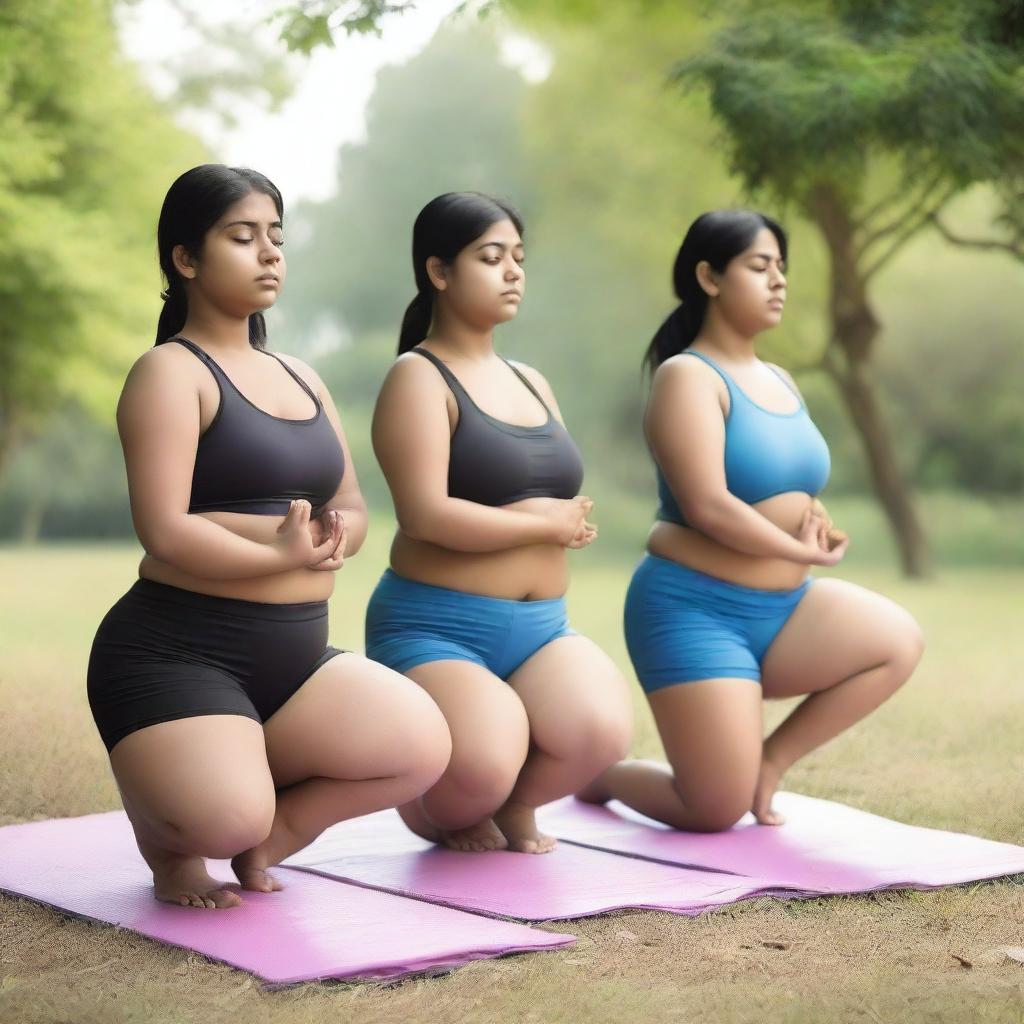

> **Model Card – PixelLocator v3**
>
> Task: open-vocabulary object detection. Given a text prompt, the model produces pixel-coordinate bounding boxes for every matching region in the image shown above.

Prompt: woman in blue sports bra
[86,165,450,908]
[579,209,924,831]
[368,192,633,854]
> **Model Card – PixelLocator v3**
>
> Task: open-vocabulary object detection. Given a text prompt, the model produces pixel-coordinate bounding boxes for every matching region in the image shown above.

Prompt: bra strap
[501,357,553,415]
[167,336,229,384]
[410,348,470,406]
[680,349,736,396]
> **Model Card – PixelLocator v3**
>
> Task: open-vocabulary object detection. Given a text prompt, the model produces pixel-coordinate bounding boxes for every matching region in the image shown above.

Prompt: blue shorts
[623,554,812,693]
[365,570,576,680]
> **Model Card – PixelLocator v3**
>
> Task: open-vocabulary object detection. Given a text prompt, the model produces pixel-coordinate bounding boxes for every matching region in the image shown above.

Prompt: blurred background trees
[1,0,1021,576]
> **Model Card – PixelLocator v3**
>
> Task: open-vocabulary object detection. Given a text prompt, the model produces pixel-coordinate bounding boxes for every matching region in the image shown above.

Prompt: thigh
[761,578,924,699]
[507,634,634,758]
[648,678,764,822]
[262,653,451,789]
[110,714,275,830]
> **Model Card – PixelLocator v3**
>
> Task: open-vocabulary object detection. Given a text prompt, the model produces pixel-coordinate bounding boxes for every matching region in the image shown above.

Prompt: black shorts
[87,579,345,753]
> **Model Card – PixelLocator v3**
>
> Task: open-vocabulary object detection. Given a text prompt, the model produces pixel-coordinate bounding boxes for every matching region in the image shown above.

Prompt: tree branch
[929,213,1024,260]
[856,169,946,259]
[861,186,960,282]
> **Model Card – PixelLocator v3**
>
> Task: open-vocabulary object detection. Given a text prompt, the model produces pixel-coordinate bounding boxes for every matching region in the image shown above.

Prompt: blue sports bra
[655,349,830,527]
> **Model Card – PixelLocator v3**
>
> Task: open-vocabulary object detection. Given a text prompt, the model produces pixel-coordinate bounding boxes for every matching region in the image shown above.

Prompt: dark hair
[154,164,284,348]
[398,191,524,355]
[644,209,787,374]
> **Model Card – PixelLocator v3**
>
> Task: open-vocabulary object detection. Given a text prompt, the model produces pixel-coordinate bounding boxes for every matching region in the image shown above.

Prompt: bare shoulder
[123,341,203,391]
[275,350,323,392]
[764,361,802,395]
[655,351,725,392]
[384,349,450,391]
[507,359,555,401]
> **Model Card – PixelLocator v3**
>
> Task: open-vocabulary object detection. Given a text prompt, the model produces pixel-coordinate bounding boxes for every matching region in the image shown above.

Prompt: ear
[695,260,719,298]
[172,244,198,281]
[425,256,448,292]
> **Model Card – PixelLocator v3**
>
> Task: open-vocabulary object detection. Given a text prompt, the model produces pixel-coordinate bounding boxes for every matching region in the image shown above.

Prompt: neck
[427,303,497,361]
[693,303,759,363]
[178,295,257,353]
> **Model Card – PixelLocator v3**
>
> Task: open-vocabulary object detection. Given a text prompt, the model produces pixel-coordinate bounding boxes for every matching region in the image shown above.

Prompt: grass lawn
[1,534,1023,1023]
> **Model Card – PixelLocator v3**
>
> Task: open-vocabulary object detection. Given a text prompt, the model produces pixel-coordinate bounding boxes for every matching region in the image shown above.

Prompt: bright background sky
[117,0,548,203]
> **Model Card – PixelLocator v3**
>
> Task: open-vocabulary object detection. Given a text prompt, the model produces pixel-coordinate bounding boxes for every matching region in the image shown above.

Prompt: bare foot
[398,801,507,851]
[493,801,557,854]
[575,769,613,805]
[752,756,786,826]
[440,818,509,853]
[151,853,242,909]
[231,849,284,893]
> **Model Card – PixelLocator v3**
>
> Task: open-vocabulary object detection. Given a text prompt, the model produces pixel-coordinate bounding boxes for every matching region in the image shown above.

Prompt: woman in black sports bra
[367,192,633,854]
[86,165,450,909]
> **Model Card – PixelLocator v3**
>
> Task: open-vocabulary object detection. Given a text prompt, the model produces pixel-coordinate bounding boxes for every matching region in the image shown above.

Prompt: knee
[443,748,524,807]
[886,613,925,686]
[556,712,633,771]
[163,798,275,859]
[387,694,453,794]
[672,781,751,834]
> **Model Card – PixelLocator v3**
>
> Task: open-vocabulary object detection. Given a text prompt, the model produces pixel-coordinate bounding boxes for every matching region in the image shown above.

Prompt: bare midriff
[139,510,336,604]
[390,497,569,602]
[646,491,814,591]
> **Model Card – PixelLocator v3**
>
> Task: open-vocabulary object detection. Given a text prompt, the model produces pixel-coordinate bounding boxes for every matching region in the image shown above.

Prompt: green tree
[0,0,205,476]
[664,0,1024,576]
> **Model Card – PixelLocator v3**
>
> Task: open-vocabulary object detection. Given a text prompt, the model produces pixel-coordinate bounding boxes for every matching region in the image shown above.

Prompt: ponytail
[643,301,703,376]
[155,278,187,345]
[397,291,433,355]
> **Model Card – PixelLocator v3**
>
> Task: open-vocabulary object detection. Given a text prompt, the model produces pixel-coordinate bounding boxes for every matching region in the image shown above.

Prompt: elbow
[396,508,434,543]
[133,515,187,567]
[680,494,730,535]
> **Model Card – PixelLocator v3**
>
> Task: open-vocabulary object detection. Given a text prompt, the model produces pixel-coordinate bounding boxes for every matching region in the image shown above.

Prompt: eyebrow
[475,240,524,251]
[223,220,284,230]
[750,252,783,261]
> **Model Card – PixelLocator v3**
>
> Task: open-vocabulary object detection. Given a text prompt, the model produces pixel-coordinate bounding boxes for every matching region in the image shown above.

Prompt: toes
[210,888,244,909]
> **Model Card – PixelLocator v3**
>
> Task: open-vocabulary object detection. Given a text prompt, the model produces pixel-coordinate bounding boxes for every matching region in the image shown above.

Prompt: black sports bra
[413,347,584,506]
[171,337,345,515]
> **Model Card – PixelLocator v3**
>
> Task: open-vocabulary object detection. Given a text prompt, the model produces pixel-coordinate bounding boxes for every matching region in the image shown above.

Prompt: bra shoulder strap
[410,348,470,406]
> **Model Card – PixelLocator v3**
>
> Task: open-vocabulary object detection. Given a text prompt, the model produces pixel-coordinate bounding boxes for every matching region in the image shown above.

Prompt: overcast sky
[117,0,548,204]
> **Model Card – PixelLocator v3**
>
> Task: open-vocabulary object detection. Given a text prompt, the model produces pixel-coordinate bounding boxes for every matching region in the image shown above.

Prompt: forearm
[327,502,369,557]
[398,497,557,552]
[686,495,812,562]
[138,514,297,580]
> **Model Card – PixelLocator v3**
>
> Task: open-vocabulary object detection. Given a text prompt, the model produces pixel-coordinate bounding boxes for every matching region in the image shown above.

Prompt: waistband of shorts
[638,554,810,604]
[128,578,329,622]
[376,569,567,610]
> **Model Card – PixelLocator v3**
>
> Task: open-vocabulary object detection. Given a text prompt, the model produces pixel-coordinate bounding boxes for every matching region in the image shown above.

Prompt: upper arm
[280,354,364,512]
[371,354,454,527]
[644,356,730,518]
[509,361,566,425]
[116,346,201,552]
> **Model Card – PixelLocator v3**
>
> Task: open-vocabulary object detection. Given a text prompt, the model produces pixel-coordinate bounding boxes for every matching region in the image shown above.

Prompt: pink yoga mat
[284,807,773,918]
[0,812,574,984]
[539,792,1024,895]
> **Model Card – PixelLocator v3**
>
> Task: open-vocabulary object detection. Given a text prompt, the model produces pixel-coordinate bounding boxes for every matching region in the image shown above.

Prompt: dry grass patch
[2,545,1023,1022]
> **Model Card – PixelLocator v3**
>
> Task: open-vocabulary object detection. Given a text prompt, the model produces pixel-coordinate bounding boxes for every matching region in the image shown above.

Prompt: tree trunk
[805,184,932,577]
